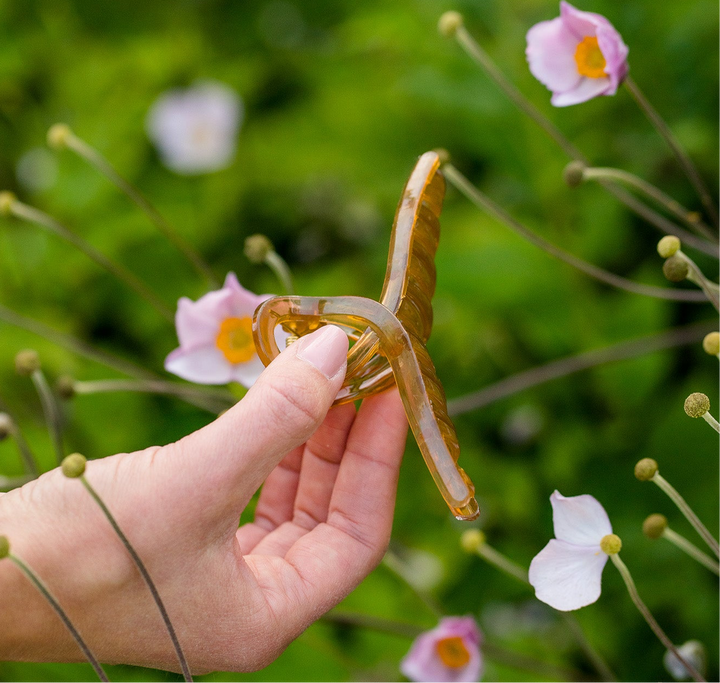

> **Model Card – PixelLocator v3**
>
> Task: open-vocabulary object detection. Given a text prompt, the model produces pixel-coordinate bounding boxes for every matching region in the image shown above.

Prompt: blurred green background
[0,0,717,680]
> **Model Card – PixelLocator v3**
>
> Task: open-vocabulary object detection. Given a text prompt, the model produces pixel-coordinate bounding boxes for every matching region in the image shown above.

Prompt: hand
[0,325,409,673]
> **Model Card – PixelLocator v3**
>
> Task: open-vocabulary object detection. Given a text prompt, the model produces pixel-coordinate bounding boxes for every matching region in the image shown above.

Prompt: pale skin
[0,327,409,673]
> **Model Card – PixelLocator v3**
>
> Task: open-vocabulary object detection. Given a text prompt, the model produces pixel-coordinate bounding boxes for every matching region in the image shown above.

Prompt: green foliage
[0,0,717,681]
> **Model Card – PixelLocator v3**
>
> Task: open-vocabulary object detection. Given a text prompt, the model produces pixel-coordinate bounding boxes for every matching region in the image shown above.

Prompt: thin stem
[73,379,234,413]
[265,251,295,295]
[443,164,707,302]
[652,473,719,557]
[609,554,705,682]
[0,474,34,491]
[662,527,720,575]
[381,549,444,617]
[679,252,720,311]
[701,412,720,434]
[63,133,219,288]
[448,321,713,415]
[624,77,719,229]
[8,553,109,681]
[31,369,64,465]
[451,25,718,258]
[323,611,593,682]
[79,475,192,681]
[6,199,174,322]
[0,400,39,477]
[582,167,716,242]
[474,543,529,584]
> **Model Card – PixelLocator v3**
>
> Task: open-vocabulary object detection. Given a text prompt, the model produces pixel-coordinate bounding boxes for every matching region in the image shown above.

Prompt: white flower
[146,80,242,175]
[528,490,613,611]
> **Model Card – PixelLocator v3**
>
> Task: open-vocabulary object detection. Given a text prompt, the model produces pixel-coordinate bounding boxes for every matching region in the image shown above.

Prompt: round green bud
[634,457,658,481]
[0,535,9,559]
[642,513,668,540]
[600,533,622,555]
[47,123,72,150]
[702,331,719,356]
[433,148,450,164]
[0,191,16,216]
[14,349,40,376]
[61,453,87,478]
[563,161,586,188]
[56,375,76,400]
[244,234,274,264]
[684,392,710,418]
[662,254,688,282]
[460,529,485,553]
[0,413,12,441]
[438,11,463,38]
[657,235,680,258]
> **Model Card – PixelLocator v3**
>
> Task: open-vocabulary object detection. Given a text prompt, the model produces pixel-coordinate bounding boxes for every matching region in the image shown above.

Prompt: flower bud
[438,11,463,38]
[14,349,40,376]
[662,254,688,282]
[563,161,586,188]
[56,375,76,400]
[702,332,719,356]
[634,457,658,481]
[684,392,710,418]
[47,123,72,150]
[600,533,622,555]
[642,513,668,540]
[0,191,16,216]
[61,453,87,478]
[0,413,13,441]
[460,529,485,553]
[656,235,680,258]
[432,148,450,164]
[0,535,9,559]
[244,234,274,264]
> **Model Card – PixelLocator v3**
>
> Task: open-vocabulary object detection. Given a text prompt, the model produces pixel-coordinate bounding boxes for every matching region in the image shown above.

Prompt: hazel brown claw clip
[252,151,479,521]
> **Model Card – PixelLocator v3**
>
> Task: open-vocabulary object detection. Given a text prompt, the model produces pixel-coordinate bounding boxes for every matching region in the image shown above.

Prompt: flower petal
[526,17,582,94]
[551,490,612,545]
[560,1,612,39]
[529,539,607,611]
[165,346,233,385]
[551,76,612,106]
[174,291,234,348]
[596,25,629,90]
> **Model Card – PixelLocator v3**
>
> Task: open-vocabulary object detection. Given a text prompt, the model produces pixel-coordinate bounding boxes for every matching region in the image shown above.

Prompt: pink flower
[165,273,286,386]
[401,616,483,682]
[526,2,629,106]
[528,491,613,611]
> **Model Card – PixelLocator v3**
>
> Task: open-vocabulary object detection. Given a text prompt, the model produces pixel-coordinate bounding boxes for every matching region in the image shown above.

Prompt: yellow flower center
[435,636,470,668]
[216,317,255,363]
[574,36,607,78]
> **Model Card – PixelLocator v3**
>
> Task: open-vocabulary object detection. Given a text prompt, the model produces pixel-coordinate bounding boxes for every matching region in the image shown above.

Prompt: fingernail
[295,326,348,379]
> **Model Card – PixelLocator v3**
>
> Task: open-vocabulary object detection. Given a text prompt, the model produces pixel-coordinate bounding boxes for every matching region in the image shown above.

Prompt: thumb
[170,325,349,512]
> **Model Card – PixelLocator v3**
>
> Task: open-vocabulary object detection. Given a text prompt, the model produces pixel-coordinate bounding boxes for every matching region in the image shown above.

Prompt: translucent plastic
[253,151,479,521]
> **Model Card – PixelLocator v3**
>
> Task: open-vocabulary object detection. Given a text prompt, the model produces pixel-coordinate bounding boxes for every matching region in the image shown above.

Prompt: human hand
[0,325,409,673]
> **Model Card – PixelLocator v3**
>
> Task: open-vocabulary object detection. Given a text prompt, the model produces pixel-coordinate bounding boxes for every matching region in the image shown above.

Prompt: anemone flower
[165,272,286,387]
[401,616,483,682]
[528,490,615,611]
[146,80,242,174]
[526,2,629,106]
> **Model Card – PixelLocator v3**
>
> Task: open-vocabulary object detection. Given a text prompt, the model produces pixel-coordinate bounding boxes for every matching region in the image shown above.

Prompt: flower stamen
[216,317,255,363]
[435,636,471,668]
[574,36,607,78]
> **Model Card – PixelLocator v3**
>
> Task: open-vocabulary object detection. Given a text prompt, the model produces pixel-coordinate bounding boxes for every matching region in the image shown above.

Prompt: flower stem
[264,250,295,295]
[8,553,109,681]
[448,322,713,415]
[474,542,529,584]
[443,164,707,303]
[31,369,64,465]
[381,549,444,617]
[609,553,705,682]
[5,198,174,322]
[582,167,716,242]
[624,77,719,230]
[78,474,192,681]
[701,412,720,434]
[62,132,219,289]
[0,398,39,476]
[651,473,719,557]
[677,251,720,311]
[662,527,720,575]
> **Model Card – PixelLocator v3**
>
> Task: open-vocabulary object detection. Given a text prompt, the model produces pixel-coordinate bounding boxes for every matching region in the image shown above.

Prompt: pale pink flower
[526,2,629,106]
[400,616,483,682]
[146,80,242,174]
[528,491,613,611]
[165,273,286,386]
